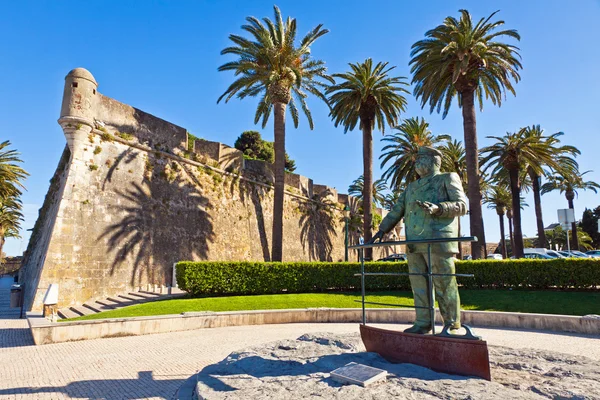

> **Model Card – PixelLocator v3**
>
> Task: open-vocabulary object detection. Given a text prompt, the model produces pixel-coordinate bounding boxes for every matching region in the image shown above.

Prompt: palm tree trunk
[461,90,486,259]
[507,209,515,256]
[567,193,579,250]
[271,101,287,262]
[362,124,374,261]
[509,167,524,258]
[529,170,547,247]
[0,232,5,260]
[498,212,507,259]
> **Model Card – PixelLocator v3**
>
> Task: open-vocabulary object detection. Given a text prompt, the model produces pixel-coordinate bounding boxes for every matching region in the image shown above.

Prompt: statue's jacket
[379,172,467,254]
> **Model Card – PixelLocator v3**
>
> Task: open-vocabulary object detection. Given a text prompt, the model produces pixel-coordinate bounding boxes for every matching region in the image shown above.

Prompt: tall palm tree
[380,117,450,190]
[348,175,388,208]
[217,6,333,261]
[410,10,522,259]
[522,125,579,248]
[0,141,28,200]
[0,197,24,256]
[541,170,600,250]
[483,185,511,259]
[440,139,468,257]
[440,139,467,183]
[327,59,408,259]
[481,128,559,258]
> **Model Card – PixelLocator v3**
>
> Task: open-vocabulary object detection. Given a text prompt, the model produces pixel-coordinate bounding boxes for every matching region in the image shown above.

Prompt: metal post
[19,283,25,319]
[344,217,349,262]
[566,229,571,253]
[360,248,366,325]
[427,244,435,334]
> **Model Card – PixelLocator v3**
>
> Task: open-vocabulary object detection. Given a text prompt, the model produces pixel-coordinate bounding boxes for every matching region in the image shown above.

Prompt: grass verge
[62,290,600,322]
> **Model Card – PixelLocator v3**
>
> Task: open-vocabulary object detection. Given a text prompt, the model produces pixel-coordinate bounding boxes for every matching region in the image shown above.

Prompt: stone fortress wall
[19,68,400,312]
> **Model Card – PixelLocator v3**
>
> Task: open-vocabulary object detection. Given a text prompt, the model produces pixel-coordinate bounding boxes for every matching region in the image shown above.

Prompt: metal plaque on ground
[330,362,387,387]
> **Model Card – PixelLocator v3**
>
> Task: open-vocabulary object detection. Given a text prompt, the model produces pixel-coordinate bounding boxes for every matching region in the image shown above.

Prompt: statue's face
[415,155,438,177]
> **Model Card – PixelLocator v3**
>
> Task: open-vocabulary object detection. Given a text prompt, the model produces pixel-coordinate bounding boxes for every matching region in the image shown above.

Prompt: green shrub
[116,131,134,141]
[176,259,600,296]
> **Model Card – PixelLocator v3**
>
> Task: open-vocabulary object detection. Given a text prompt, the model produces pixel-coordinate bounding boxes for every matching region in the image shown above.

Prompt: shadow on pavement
[0,370,183,400]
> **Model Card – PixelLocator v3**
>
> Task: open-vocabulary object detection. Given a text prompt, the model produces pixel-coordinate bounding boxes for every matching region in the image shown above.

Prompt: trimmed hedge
[176,259,600,296]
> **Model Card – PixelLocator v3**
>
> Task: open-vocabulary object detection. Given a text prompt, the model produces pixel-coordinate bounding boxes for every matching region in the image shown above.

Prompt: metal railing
[349,236,478,334]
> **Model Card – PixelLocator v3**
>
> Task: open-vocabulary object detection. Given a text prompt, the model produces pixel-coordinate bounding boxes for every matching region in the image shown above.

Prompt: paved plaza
[0,276,599,399]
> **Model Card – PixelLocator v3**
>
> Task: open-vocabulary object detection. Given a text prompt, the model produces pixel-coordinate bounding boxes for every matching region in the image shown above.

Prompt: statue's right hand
[367,231,384,244]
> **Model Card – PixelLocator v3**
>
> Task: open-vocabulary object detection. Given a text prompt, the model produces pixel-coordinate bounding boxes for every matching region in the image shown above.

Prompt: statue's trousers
[406,252,460,328]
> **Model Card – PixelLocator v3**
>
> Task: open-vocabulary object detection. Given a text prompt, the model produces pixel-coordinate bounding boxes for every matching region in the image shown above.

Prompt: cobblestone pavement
[1,275,599,400]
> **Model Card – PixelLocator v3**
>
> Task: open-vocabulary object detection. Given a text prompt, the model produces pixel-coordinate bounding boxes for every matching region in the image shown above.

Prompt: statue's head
[415,147,442,178]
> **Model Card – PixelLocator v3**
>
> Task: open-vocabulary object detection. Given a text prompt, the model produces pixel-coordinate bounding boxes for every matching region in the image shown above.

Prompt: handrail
[349,236,477,250]
[355,236,478,334]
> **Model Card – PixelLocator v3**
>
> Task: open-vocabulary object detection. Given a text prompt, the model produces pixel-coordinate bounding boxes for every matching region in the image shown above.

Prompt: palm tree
[217,6,333,261]
[440,140,468,257]
[0,141,28,200]
[440,139,467,184]
[380,117,450,190]
[0,197,24,256]
[541,170,600,250]
[348,175,388,208]
[522,125,579,248]
[327,59,409,259]
[483,185,511,259]
[410,10,522,259]
[481,129,559,258]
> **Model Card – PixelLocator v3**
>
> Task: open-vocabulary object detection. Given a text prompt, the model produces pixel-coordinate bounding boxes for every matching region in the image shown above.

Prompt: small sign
[330,362,387,387]
[557,209,575,224]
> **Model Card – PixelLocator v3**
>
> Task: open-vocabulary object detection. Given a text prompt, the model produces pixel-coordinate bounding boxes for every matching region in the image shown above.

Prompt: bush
[176,259,600,296]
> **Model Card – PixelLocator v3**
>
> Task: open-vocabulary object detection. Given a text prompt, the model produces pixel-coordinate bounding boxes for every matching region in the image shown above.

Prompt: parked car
[523,253,554,259]
[585,250,600,258]
[486,253,503,260]
[377,253,407,262]
[558,250,590,258]
[462,255,472,260]
[524,248,565,258]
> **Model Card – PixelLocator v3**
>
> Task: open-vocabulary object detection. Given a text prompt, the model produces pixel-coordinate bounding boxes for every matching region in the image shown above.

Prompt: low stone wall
[0,256,22,276]
[27,308,600,345]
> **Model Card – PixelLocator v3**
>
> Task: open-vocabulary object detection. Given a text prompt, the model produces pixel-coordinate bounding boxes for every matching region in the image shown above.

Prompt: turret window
[72,82,78,88]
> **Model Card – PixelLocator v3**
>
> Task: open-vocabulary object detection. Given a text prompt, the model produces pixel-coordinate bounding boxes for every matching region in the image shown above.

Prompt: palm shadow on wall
[99,154,214,286]
[298,189,338,261]
[229,173,271,261]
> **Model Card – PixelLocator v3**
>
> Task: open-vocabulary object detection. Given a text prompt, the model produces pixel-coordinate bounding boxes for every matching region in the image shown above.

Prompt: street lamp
[344,204,350,262]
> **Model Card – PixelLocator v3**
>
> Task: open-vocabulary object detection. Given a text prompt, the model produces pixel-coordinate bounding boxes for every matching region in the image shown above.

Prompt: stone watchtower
[58,68,98,159]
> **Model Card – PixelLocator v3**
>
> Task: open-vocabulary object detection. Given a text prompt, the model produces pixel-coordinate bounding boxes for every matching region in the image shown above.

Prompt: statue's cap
[417,146,443,158]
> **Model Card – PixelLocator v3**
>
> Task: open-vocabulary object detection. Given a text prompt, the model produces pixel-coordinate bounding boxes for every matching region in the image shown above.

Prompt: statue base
[360,324,491,380]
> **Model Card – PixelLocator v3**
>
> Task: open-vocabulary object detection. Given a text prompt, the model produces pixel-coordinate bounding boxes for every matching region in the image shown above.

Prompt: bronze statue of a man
[371,147,467,334]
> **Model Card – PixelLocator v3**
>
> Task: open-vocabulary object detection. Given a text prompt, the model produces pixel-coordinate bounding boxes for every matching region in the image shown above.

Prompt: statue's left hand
[417,201,440,215]
[367,230,384,244]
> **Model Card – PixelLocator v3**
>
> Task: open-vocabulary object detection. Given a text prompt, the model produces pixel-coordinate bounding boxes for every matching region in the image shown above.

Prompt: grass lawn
[62,289,600,322]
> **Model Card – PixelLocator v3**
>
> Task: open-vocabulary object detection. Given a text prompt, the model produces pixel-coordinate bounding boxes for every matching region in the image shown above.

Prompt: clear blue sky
[2,0,599,256]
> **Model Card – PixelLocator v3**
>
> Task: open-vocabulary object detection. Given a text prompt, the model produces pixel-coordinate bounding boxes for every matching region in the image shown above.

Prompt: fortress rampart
[19,68,396,311]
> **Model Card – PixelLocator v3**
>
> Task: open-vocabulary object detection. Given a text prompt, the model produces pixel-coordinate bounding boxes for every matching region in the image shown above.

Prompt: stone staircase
[57,288,186,320]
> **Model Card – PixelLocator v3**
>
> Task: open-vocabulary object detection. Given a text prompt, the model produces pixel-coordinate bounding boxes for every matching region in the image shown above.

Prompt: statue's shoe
[445,323,461,333]
[403,325,431,334]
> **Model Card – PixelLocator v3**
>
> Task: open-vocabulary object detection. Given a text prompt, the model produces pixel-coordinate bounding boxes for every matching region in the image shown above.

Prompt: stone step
[128,292,157,300]
[95,299,118,310]
[137,290,162,297]
[70,306,96,317]
[83,302,117,313]
[117,294,141,303]
[58,308,79,319]
[106,297,127,305]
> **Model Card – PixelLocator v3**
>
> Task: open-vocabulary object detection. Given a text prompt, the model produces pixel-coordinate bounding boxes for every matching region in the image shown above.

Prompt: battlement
[58,68,352,207]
